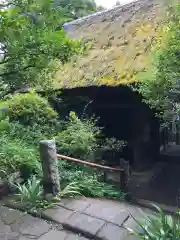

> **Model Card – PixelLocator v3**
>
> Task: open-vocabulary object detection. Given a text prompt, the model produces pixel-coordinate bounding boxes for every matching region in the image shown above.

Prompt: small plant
[73,174,123,199]
[56,111,100,159]
[127,205,180,239]
[100,137,127,152]
[56,182,81,199]
[58,161,124,199]
[14,175,43,204]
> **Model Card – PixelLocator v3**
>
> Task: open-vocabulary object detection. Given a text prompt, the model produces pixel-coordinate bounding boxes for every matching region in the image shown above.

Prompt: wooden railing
[57,154,130,194]
[39,140,130,196]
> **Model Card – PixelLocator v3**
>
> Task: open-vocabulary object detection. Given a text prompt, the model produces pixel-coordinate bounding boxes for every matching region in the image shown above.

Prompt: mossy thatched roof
[54,0,170,88]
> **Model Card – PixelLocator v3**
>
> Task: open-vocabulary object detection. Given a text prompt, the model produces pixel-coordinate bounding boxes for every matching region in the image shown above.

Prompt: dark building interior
[51,85,160,167]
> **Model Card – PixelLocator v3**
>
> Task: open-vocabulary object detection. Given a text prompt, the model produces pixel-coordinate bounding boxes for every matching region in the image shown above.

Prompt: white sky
[95,0,135,8]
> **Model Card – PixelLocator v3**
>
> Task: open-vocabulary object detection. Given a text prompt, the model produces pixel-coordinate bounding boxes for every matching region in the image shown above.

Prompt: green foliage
[56,181,81,198]
[58,161,123,199]
[127,205,180,239]
[1,92,58,126]
[0,0,83,91]
[0,114,43,178]
[56,111,100,159]
[54,0,104,19]
[0,120,49,144]
[100,137,127,152]
[74,174,123,199]
[0,133,40,176]
[137,3,180,123]
[13,175,55,213]
[14,175,42,204]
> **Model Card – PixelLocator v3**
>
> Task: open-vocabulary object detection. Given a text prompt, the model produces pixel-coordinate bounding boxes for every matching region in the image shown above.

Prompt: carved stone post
[40,140,60,196]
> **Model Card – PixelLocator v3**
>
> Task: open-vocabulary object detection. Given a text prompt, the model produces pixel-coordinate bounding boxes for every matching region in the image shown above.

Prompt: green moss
[53,0,169,88]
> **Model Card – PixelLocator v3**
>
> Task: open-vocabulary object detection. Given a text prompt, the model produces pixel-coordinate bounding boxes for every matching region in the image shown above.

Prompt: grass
[54,0,168,88]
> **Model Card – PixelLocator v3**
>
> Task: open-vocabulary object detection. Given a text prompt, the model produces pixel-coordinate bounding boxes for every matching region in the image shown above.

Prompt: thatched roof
[54,0,170,88]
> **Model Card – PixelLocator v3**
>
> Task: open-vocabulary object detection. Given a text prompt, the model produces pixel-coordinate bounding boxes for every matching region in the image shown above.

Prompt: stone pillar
[40,140,60,196]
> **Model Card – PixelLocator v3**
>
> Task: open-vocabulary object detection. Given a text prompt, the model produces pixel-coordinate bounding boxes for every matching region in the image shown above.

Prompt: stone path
[42,197,154,240]
[0,198,154,240]
[0,205,88,240]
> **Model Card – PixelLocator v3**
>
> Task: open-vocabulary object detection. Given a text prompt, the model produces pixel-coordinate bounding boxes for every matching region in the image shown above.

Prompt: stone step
[41,198,153,240]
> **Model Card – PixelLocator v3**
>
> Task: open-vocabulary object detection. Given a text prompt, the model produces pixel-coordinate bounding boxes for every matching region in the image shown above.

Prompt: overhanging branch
[0,65,35,77]
[0,59,9,65]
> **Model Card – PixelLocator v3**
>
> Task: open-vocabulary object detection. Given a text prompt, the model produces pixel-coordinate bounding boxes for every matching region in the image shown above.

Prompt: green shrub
[0,118,54,145]
[127,205,180,239]
[0,92,57,126]
[73,174,123,199]
[100,137,127,152]
[14,175,43,204]
[137,4,180,122]
[14,175,55,213]
[0,133,40,178]
[58,161,123,199]
[56,111,101,159]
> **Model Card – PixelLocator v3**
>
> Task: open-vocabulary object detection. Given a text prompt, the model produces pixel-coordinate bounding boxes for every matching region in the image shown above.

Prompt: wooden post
[120,170,125,192]
[165,127,168,145]
[176,124,180,145]
[176,131,179,145]
[40,140,60,196]
[120,159,130,194]
[103,171,108,182]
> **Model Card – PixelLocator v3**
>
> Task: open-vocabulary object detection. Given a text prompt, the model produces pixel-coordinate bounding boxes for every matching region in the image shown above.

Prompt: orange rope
[57,154,124,172]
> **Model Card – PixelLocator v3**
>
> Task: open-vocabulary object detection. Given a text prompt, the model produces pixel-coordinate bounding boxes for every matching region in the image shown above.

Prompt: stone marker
[40,139,60,196]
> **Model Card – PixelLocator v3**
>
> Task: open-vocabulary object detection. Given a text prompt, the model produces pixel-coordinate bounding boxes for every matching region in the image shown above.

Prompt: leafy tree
[137,3,180,124]
[0,0,83,93]
[54,0,104,19]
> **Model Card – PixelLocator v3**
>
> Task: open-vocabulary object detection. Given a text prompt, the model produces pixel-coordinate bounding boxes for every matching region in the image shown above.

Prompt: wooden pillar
[120,159,130,196]
[175,123,180,145]
[40,140,60,196]
[133,136,143,169]
[150,118,160,160]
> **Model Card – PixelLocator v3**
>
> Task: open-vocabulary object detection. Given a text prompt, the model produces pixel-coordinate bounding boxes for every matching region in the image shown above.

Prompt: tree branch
[0,2,21,9]
[0,59,9,65]
[0,65,35,77]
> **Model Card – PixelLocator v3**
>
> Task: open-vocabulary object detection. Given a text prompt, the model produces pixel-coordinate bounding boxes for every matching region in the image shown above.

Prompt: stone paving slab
[0,205,89,240]
[0,206,25,225]
[62,199,91,213]
[43,207,74,223]
[83,203,129,226]
[0,198,154,240]
[64,212,105,237]
[42,197,153,240]
[97,223,127,240]
[38,229,67,240]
